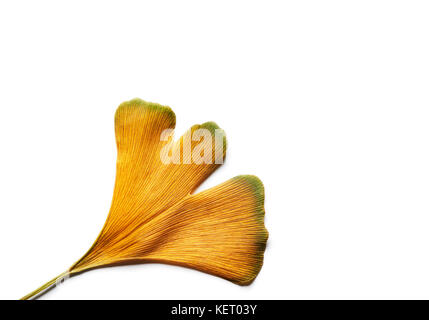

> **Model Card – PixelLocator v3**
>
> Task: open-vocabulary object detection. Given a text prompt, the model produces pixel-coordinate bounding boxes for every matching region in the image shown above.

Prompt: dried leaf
[22,99,268,299]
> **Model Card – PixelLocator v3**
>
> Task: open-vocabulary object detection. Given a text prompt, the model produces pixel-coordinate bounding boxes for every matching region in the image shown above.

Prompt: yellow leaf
[22,98,268,299]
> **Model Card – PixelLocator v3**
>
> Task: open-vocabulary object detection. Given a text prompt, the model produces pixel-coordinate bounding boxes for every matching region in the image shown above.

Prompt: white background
[1,1,429,300]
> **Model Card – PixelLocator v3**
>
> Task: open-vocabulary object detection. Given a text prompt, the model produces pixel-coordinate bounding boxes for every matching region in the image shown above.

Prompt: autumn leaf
[22,98,268,300]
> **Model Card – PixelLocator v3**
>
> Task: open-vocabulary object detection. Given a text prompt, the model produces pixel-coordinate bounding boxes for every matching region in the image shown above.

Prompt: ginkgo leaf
[21,98,268,300]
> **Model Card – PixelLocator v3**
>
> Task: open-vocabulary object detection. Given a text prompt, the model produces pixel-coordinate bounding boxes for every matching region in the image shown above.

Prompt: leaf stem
[21,271,69,300]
